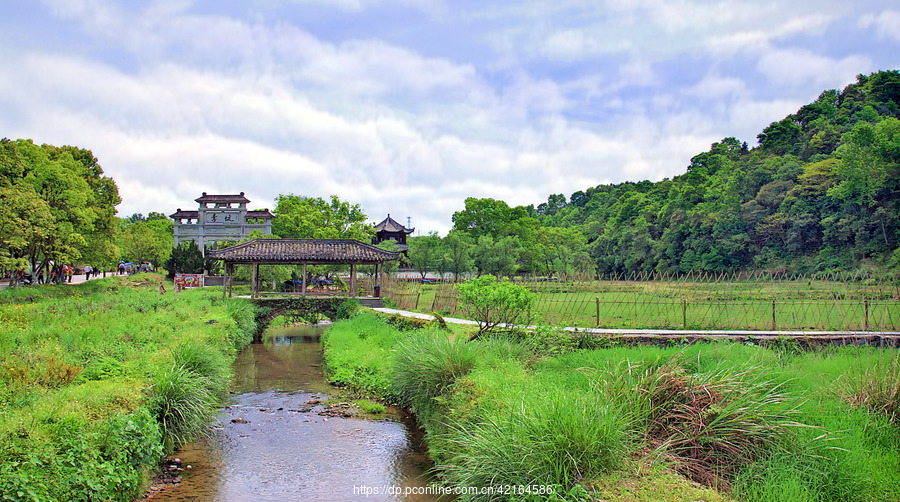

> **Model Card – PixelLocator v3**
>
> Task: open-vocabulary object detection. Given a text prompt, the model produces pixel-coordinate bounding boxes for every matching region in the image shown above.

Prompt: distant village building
[169,192,274,254]
[373,214,414,251]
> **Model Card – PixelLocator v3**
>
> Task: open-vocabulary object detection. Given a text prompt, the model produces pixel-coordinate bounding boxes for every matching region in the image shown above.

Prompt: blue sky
[1,0,898,234]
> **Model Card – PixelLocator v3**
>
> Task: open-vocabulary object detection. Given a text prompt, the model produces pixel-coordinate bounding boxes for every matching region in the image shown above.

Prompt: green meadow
[323,311,900,501]
[0,275,256,501]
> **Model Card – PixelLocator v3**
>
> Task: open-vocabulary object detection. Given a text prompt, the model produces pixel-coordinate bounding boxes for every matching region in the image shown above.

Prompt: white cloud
[859,10,900,43]
[4,0,894,235]
[756,48,871,89]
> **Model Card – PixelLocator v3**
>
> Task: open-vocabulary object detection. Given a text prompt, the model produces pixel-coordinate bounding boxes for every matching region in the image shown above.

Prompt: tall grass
[149,363,218,452]
[392,331,480,414]
[321,313,900,501]
[441,391,626,492]
[0,274,256,499]
[321,312,398,397]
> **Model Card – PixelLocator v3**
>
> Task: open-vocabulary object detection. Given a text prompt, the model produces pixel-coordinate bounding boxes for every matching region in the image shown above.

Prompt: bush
[457,275,535,337]
[335,298,361,320]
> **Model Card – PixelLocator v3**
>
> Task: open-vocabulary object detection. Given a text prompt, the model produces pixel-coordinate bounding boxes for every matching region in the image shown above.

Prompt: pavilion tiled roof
[208,239,400,264]
[195,192,251,203]
[374,214,414,234]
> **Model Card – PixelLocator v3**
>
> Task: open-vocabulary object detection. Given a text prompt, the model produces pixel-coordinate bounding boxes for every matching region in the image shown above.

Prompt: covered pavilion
[207,238,400,299]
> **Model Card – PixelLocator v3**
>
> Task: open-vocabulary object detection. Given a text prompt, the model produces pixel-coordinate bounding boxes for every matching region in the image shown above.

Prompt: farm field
[384,274,900,331]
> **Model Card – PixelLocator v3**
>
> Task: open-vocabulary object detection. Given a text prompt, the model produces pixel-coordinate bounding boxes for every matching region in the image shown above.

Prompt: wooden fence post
[415,292,420,310]
[595,296,600,326]
[682,299,687,327]
[864,299,869,330]
[771,300,776,330]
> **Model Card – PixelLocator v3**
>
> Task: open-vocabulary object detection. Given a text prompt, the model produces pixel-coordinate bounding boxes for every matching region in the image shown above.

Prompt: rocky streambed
[145,325,439,501]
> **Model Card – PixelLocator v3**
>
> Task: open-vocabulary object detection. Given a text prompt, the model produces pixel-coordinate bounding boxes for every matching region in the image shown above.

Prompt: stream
[147,324,441,501]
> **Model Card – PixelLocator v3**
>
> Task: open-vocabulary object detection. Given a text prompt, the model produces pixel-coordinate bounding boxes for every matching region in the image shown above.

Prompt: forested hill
[534,70,900,275]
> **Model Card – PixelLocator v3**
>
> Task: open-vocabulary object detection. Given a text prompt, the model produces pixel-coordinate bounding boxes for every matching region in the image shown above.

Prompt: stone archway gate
[207,238,400,300]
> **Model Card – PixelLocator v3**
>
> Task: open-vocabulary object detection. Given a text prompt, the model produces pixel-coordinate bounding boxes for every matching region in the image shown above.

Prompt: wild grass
[392,331,480,414]
[441,391,626,490]
[0,274,257,500]
[320,312,398,397]
[321,313,900,501]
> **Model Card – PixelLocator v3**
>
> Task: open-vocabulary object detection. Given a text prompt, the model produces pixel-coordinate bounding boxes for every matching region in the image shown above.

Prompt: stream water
[148,324,440,501]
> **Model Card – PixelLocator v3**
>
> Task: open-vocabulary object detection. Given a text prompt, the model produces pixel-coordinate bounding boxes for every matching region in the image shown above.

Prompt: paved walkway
[371,307,900,341]
[0,273,98,291]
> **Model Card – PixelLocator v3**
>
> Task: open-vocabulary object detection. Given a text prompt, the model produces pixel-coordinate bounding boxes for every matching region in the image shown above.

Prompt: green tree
[406,232,442,280]
[165,241,205,277]
[272,194,373,241]
[443,231,474,281]
[0,139,121,277]
[119,218,174,267]
[472,235,521,278]
[451,197,530,238]
[457,274,535,337]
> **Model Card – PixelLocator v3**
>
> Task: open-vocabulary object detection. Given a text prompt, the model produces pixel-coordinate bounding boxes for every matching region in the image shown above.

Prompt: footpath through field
[371,307,900,345]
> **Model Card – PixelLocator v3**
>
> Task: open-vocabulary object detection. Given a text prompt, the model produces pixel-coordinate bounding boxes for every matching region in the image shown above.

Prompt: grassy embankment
[323,311,900,501]
[0,274,257,501]
[395,279,900,331]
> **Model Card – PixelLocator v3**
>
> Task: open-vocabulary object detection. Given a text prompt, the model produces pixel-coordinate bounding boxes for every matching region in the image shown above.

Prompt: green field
[387,277,900,331]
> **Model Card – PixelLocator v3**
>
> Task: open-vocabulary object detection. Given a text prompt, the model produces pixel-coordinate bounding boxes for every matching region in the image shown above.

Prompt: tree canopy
[272,194,374,241]
[0,139,120,274]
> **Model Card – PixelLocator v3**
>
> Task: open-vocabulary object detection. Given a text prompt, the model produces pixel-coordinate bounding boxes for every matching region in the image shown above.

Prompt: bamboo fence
[380,270,900,332]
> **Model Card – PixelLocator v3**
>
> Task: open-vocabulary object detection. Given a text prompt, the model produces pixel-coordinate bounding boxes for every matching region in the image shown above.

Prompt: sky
[1,1,899,235]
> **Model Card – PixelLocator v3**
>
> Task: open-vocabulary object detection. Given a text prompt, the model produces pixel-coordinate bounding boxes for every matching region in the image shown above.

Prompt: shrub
[335,298,361,320]
[457,275,535,337]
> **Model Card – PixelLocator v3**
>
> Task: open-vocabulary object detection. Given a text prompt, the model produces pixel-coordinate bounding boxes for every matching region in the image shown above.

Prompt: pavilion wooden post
[252,263,259,299]
[350,264,357,298]
[222,264,228,299]
[376,263,383,297]
[227,264,233,298]
[302,263,307,297]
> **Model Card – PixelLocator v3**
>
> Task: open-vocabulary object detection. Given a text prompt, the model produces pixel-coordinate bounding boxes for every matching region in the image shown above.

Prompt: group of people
[11,264,102,286]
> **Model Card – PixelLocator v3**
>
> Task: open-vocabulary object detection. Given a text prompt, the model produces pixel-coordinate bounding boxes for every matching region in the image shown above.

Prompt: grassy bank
[322,311,900,501]
[0,274,257,501]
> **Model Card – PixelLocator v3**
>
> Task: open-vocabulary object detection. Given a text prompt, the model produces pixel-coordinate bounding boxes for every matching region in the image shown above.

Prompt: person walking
[67,265,73,283]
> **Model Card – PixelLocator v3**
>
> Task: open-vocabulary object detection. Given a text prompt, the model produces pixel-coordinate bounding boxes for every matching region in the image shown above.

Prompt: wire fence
[381,270,900,332]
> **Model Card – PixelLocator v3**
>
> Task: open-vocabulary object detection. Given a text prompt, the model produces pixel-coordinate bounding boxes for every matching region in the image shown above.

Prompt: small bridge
[249,296,384,341]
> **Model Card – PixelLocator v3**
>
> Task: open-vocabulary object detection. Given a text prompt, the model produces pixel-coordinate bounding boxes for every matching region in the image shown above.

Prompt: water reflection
[149,324,439,501]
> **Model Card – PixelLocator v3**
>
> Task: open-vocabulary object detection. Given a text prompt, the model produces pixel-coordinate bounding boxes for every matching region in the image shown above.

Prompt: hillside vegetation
[532,70,900,274]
